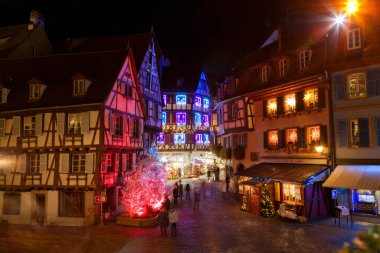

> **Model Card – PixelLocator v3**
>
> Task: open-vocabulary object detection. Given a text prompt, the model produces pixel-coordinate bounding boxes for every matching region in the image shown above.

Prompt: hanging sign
[94,196,107,204]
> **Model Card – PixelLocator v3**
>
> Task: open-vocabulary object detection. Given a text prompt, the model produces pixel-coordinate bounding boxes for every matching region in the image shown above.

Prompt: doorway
[36,194,45,224]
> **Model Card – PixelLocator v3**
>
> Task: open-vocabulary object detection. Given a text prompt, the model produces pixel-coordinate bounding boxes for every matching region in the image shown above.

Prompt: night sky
[0,0,289,81]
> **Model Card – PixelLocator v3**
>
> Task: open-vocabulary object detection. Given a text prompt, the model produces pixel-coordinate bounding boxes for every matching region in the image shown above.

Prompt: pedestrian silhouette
[185,183,191,200]
[173,184,179,205]
[178,181,184,200]
[164,196,171,211]
[158,207,169,237]
[193,189,200,210]
[168,207,178,237]
[225,175,230,192]
[201,181,206,199]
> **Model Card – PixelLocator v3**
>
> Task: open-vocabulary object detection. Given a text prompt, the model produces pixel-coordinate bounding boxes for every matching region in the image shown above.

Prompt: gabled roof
[0,24,35,57]
[62,32,161,70]
[0,50,129,112]
[161,64,206,93]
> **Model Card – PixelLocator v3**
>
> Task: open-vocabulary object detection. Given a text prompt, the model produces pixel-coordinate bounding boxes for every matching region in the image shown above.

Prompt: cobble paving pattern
[0,178,378,253]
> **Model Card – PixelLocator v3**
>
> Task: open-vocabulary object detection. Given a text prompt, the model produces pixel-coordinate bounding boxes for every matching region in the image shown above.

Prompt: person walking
[178,180,184,200]
[201,181,206,200]
[168,207,178,237]
[164,196,171,211]
[185,183,191,200]
[158,207,169,237]
[225,175,230,192]
[193,189,200,210]
[173,184,179,205]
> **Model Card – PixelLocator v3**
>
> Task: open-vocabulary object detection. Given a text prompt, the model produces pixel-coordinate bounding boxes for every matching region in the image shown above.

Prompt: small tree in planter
[233,145,245,160]
[260,183,275,217]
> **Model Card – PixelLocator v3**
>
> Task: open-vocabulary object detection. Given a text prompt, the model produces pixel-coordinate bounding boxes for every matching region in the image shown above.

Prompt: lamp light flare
[346,0,358,15]
[315,145,324,154]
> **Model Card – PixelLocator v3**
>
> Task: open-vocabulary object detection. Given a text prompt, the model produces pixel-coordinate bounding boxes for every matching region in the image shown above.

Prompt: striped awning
[323,165,380,190]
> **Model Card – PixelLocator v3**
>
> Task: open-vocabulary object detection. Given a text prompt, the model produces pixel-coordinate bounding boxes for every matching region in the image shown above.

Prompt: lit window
[29,84,40,99]
[157,132,165,144]
[176,112,186,125]
[203,98,209,109]
[350,118,370,148]
[267,98,277,117]
[299,50,311,70]
[71,154,86,173]
[347,28,361,50]
[282,183,302,205]
[163,94,167,105]
[304,89,319,109]
[195,133,203,144]
[347,73,366,98]
[279,58,289,77]
[268,130,279,149]
[202,114,209,126]
[286,128,298,144]
[284,94,296,114]
[162,112,166,125]
[23,116,36,136]
[176,95,186,105]
[68,113,82,134]
[174,133,185,144]
[194,96,201,106]
[73,79,85,96]
[307,126,320,145]
[203,134,210,144]
[261,65,270,82]
[194,113,201,125]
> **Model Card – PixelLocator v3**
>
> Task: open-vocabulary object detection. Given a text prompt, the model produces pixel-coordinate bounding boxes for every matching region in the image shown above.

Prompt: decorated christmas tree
[260,183,275,217]
[120,144,167,218]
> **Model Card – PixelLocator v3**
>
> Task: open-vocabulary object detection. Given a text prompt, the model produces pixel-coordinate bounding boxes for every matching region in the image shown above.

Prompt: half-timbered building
[216,5,332,221]
[62,32,163,155]
[160,65,214,178]
[0,49,145,226]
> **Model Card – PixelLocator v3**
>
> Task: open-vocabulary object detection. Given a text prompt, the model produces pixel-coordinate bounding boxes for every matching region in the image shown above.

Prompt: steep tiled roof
[0,50,129,112]
[62,32,161,70]
[0,24,34,57]
[161,64,204,93]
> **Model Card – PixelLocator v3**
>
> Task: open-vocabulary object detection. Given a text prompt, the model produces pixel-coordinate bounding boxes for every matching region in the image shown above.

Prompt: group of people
[158,180,206,237]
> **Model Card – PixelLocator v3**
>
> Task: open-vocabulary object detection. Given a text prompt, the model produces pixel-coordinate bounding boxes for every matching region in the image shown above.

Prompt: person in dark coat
[164,196,171,211]
[225,175,230,192]
[193,189,200,210]
[173,185,179,205]
[178,180,184,200]
[158,207,169,237]
[185,183,191,200]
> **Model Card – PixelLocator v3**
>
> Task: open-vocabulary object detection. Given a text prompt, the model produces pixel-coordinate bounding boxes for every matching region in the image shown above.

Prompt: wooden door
[36,194,45,224]
[249,187,260,215]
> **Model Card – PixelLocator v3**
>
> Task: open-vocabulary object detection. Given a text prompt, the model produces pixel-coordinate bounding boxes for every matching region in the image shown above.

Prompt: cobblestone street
[0,178,378,253]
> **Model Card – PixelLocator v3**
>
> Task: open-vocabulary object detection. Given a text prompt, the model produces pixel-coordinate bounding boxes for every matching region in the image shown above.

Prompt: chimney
[28,10,45,30]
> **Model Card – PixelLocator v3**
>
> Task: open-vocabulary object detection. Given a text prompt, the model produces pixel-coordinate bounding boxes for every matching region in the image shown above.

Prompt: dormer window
[176,95,186,105]
[0,88,8,103]
[279,58,289,77]
[29,84,41,100]
[203,98,209,109]
[261,65,271,82]
[194,96,201,107]
[299,50,312,70]
[73,79,85,96]
[347,28,361,50]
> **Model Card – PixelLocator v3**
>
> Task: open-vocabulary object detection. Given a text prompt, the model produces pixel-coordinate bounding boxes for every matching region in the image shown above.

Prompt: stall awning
[235,163,329,184]
[322,165,380,190]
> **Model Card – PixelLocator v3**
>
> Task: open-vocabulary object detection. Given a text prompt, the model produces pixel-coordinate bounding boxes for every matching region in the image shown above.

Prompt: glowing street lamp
[346,0,358,15]
[334,13,346,25]
[315,145,324,154]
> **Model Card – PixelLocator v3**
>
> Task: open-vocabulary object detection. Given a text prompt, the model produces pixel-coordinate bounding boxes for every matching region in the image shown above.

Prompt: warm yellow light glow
[286,96,295,107]
[346,0,358,15]
[315,145,324,154]
[304,93,311,102]
[334,14,345,25]
[268,102,277,110]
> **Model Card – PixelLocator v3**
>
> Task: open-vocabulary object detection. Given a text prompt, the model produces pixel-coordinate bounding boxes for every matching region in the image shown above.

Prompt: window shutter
[317,87,326,108]
[338,120,348,147]
[17,154,26,173]
[263,100,268,117]
[39,154,47,173]
[123,116,129,135]
[85,153,94,173]
[358,118,370,147]
[110,114,115,134]
[376,69,380,96]
[320,125,328,146]
[0,118,5,137]
[366,69,376,97]
[81,112,90,134]
[376,117,380,147]
[35,114,43,136]
[297,127,306,148]
[335,75,346,100]
[295,92,304,112]
[56,113,65,135]
[277,96,284,115]
[263,131,268,149]
[13,116,21,137]
[243,133,248,148]
[60,154,69,173]
[277,130,284,149]
[1,89,7,103]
